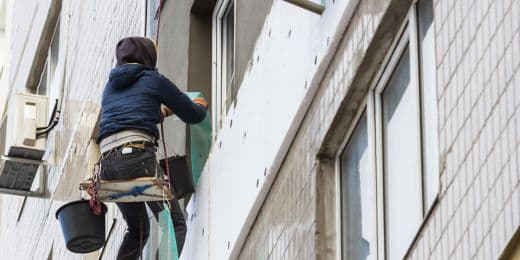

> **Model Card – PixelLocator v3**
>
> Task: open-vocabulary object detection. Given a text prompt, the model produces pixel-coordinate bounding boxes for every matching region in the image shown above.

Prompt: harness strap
[160,120,172,196]
[87,163,102,215]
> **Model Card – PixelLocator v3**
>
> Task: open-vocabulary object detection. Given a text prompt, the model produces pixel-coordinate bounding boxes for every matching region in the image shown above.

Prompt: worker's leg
[169,199,187,252]
[147,200,187,255]
[116,202,150,260]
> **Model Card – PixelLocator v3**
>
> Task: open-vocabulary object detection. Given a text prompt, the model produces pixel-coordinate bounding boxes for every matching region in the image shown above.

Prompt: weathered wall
[188,12,212,102]
[241,0,520,259]
[2,0,518,259]
[156,0,195,156]
[0,0,9,117]
[239,0,401,258]
[0,1,145,259]
[8,0,53,91]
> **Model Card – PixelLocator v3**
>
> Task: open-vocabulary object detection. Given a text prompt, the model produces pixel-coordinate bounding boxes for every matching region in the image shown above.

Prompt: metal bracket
[0,156,47,197]
[283,0,325,15]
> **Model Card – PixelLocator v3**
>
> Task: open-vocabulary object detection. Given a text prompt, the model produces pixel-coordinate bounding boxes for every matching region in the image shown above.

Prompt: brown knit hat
[115,37,157,69]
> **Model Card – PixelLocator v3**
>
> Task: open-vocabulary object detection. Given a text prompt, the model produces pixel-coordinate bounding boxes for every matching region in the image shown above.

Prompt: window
[145,0,160,40]
[380,43,423,260]
[416,0,438,208]
[340,111,377,260]
[213,0,235,132]
[339,0,438,259]
[36,18,60,97]
[223,2,235,110]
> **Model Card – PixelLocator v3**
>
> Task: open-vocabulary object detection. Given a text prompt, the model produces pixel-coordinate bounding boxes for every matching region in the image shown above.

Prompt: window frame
[212,0,235,136]
[334,94,378,260]
[36,17,60,97]
[374,22,424,260]
[336,2,439,259]
[145,0,160,40]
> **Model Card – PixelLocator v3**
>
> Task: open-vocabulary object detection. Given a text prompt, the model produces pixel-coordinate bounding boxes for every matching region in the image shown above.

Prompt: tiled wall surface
[409,0,520,259]
[0,1,144,259]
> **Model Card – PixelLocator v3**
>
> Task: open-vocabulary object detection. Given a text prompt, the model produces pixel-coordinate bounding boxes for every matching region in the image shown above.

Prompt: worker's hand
[160,105,173,122]
[193,97,208,109]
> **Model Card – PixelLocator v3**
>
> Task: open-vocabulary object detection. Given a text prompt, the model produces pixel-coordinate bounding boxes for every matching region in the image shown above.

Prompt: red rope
[160,120,172,194]
[155,0,173,200]
[154,0,165,44]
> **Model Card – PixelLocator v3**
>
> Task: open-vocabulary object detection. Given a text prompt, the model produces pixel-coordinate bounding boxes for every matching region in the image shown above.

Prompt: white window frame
[145,0,160,40]
[334,94,377,260]
[336,2,439,259]
[374,24,423,260]
[212,0,235,136]
[35,16,61,126]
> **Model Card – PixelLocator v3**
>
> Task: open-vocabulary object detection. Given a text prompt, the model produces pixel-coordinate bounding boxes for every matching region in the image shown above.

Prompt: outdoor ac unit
[5,93,48,160]
[0,93,48,194]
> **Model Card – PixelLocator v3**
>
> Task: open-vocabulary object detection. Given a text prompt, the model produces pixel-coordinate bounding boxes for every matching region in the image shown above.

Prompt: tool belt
[100,129,156,153]
[99,130,159,181]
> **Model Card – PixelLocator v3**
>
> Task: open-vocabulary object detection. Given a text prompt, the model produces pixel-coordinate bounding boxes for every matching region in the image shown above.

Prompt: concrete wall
[0,1,145,259]
[155,0,195,157]
[188,12,212,103]
[234,0,274,89]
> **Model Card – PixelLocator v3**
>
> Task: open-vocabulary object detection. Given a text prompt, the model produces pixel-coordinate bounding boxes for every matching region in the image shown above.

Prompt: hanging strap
[160,120,172,194]
[87,163,102,215]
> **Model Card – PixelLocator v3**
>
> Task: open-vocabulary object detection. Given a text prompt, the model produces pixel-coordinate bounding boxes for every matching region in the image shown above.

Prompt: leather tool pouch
[159,155,195,199]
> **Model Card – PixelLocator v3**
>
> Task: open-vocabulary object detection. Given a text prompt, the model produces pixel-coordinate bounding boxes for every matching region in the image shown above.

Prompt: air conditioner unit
[5,93,48,160]
[0,93,48,194]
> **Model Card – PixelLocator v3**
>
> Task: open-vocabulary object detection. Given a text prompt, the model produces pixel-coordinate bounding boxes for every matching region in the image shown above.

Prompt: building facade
[0,0,519,259]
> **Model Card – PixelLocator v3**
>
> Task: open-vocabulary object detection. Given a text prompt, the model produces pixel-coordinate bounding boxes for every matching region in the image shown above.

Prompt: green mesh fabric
[186,92,211,184]
[158,204,179,260]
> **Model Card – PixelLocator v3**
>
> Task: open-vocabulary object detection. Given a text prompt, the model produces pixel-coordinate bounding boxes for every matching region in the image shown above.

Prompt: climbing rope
[155,0,165,43]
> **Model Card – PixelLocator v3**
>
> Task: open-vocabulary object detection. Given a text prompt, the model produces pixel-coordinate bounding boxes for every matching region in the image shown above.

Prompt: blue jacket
[97,64,207,143]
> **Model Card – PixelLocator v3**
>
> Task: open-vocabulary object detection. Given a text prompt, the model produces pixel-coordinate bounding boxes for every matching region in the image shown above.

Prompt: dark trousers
[100,144,186,260]
[116,200,186,260]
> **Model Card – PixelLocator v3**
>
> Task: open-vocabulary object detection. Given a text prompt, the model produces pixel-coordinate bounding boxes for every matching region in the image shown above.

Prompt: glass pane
[49,19,59,84]
[417,0,439,209]
[37,63,48,96]
[382,46,423,260]
[224,3,235,110]
[146,0,160,40]
[341,112,376,260]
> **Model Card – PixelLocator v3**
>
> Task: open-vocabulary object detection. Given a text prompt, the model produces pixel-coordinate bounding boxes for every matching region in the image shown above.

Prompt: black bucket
[55,200,108,253]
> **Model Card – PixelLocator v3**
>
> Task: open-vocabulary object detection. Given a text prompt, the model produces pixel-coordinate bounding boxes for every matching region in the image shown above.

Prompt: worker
[96,36,207,259]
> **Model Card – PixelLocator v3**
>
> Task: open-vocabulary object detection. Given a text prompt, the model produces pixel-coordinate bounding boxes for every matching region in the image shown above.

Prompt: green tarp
[186,92,211,185]
[159,204,179,260]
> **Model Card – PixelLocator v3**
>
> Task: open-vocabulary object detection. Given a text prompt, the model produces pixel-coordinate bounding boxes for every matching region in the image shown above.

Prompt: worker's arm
[156,73,207,124]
